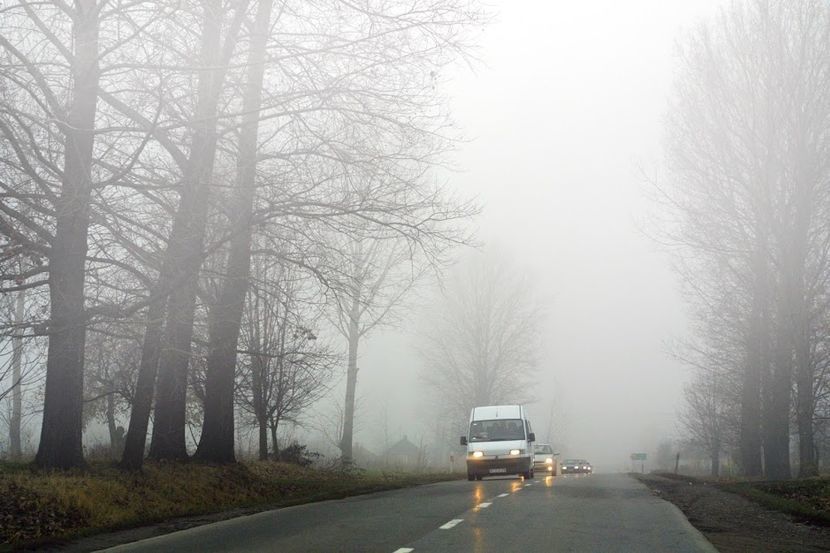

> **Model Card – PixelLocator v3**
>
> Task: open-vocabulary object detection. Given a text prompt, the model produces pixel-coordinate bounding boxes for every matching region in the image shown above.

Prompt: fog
[10,0,822,480]
[354,0,726,471]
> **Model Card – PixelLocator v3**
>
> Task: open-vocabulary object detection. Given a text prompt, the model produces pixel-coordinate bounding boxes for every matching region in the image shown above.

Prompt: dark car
[561,458,592,474]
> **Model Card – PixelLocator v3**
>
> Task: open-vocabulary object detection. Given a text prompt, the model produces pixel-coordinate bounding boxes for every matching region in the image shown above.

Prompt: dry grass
[0,460,459,550]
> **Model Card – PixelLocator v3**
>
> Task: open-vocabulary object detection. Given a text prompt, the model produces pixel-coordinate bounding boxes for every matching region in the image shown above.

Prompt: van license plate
[489,468,507,473]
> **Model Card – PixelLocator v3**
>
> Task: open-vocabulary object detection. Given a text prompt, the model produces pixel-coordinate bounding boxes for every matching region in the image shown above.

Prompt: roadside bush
[277,443,320,467]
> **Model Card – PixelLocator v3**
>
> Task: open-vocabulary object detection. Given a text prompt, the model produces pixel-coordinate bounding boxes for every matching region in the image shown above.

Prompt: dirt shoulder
[635,473,830,553]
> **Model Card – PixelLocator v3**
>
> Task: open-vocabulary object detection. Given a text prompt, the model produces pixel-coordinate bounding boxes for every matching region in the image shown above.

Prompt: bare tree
[330,235,424,465]
[673,325,741,478]
[124,0,479,467]
[236,258,336,460]
[143,0,251,463]
[195,0,480,463]
[193,0,274,463]
[0,0,124,468]
[662,0,830,479]
[0,0,481,471]
[420,252,541,426]
[83,328,139,458]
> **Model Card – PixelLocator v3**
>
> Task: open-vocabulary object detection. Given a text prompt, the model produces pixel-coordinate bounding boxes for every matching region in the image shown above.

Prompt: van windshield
[469,419,525,442]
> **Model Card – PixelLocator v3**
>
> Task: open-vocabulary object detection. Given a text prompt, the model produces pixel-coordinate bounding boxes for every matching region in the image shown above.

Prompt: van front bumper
[467,456,532,477]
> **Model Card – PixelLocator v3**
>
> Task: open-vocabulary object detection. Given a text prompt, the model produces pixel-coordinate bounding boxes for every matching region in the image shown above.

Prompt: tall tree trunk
[740,245,766,477]
[258,417,268,461]
[740,338,764,476]
[252,352,269,461]
[270,417,279,459]
[35,0,100,470]
[791,162,817,477]
[710,435,720,478]
[149,219,213,460]
[795,333,817,476]
[120,295,166,469]
[763,327,792,480]
[792,248,816,477]
[148,274,200,460]
[9,290,24,459]
[194,0,273,464]
[340,296,361,465]
[105,389,121,458]
[148,0,240,461]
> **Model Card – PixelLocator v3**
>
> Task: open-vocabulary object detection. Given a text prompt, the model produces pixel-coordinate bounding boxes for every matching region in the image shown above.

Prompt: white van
[460,405,535,481]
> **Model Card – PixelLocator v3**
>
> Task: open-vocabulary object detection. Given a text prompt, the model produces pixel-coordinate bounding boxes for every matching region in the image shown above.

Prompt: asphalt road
[99,473,717,553]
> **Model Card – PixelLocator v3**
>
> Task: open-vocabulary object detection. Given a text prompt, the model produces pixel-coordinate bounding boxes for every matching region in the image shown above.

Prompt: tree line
[0,0,482,470]
[664,0,830,479]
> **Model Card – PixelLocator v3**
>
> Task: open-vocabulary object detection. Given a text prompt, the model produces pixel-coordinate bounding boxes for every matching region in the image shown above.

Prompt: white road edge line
[497,493,509,498]
[524,483,532,487]
[478,502,492,509]
[439,519,464,530]
[392,549,414,553]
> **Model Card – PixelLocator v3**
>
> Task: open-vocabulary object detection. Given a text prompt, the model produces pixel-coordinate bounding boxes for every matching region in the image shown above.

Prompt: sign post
[630,453,647,473]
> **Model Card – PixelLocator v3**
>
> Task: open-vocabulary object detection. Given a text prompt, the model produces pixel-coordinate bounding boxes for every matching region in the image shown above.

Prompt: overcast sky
[332,0,731,470]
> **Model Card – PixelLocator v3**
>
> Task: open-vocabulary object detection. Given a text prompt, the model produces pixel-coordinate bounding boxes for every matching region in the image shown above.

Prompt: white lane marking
[439,519,464,530]
[524,483,532,487]
[477,502,492,509]
[392,549,414,553]
[497,493,509,498]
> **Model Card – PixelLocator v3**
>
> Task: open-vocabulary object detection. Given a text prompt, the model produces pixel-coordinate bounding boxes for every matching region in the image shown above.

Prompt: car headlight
[545,457,553,464]
[509,449,521,456]
[472,451,484,458]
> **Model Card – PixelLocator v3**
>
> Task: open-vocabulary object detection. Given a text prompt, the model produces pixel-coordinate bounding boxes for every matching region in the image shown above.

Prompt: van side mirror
[554,452,560,456]
[528,432,535,442]
[460,436,468,446]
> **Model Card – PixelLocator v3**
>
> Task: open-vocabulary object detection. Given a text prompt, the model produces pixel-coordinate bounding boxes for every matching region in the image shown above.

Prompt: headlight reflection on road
[510,480,522,493]
[544,475,554,488]
[473,526,484,553]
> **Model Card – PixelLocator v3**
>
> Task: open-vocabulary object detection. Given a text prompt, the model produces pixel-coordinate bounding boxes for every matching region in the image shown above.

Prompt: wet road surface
[99,473,717,552]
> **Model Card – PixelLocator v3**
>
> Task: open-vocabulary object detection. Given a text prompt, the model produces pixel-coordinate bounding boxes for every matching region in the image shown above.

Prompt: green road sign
[630,453,647,461]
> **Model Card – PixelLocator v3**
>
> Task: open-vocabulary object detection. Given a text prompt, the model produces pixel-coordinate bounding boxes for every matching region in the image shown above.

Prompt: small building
[385,436,421,469]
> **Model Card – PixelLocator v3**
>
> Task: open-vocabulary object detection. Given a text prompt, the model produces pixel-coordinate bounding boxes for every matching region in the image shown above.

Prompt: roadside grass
[0,461,461,550]
[651,471,830,526]
[719,478,830,526]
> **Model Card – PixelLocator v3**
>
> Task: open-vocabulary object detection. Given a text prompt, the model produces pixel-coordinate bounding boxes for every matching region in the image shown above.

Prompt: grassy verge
[0,461,461,550]
[719,478,830,526]
[651,470,830,526]
[650,471,707,484]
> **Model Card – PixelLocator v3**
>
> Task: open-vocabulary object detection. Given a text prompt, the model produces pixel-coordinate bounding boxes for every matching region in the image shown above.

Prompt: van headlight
[545,457,553,464]
[472,451,484,458]
[509,449,521,456]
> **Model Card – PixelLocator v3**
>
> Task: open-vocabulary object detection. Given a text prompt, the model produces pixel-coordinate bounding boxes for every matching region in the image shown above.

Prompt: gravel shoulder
[635,473,830,553]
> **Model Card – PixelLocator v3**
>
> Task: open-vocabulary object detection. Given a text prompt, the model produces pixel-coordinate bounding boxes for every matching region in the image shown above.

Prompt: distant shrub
[84,442,115,462]
[277,443,321,467]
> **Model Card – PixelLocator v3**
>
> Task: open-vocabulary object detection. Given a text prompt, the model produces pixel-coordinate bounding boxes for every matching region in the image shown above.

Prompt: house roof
[386,436,419,457]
